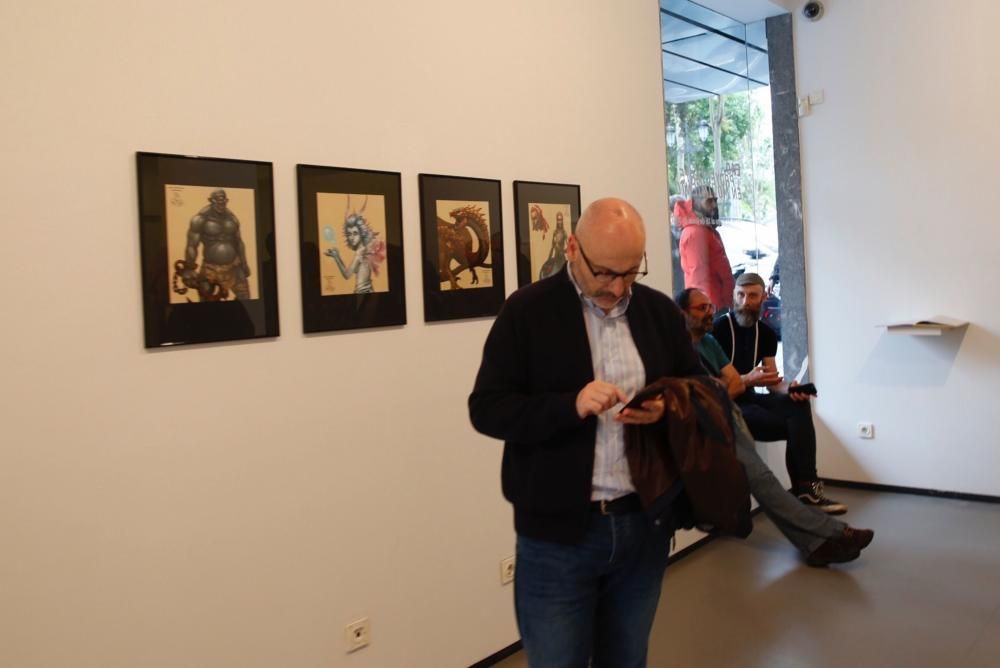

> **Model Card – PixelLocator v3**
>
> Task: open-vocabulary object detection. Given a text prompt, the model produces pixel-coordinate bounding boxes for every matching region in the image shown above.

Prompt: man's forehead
[689,291,710,305]
[586,244,644,267]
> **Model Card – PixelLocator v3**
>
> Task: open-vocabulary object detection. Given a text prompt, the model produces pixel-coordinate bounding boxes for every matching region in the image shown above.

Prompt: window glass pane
[664,32,755,78]
[663,4,781,347]
[746,20,768,50]
[660,0,747,42]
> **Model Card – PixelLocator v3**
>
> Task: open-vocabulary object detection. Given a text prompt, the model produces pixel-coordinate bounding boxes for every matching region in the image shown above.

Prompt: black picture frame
[296,165,406,333]
[513,180,581,287]
[418,174,505,322]
[136,151,279,348]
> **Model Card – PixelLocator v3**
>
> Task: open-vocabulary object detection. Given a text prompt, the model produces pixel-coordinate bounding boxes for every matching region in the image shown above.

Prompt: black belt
[590,493,641,515]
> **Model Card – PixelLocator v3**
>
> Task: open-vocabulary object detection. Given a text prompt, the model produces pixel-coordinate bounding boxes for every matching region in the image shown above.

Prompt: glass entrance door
[662,0,780,339]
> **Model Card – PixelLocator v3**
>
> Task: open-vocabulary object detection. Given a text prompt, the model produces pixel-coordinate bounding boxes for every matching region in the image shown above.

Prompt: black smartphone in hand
[792,382,817,396]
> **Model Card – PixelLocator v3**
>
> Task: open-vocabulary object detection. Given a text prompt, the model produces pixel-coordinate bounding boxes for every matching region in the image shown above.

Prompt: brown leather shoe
[805,526,874,567]
[839,526,874,551]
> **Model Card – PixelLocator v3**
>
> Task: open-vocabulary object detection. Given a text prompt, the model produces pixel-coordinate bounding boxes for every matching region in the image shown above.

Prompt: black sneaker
[797,481,848,515]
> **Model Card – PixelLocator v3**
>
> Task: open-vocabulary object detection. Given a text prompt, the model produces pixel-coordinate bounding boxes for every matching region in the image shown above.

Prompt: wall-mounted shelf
[879,317,968,336]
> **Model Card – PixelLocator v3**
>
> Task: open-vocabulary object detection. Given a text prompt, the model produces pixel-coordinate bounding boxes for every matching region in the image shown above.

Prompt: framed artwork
[136,152,279,348]
[513,180,581,287]
[418,174,505,322]
[296,165,406,333]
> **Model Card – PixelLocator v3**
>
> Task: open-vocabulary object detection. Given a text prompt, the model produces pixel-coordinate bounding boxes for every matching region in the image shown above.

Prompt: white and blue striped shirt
[567,266,646,501]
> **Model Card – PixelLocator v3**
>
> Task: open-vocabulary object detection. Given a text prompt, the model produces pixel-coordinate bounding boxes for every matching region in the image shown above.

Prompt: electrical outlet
[344,617,371,653]
[857,422,874,439]
[500,556,515,585]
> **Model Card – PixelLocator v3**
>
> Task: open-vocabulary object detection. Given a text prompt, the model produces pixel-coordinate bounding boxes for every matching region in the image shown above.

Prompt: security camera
[802,1,824,21]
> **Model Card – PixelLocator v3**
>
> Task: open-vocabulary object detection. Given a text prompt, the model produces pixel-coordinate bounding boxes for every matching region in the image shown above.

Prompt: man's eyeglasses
[689,302,715,313]
[576,241,648,284]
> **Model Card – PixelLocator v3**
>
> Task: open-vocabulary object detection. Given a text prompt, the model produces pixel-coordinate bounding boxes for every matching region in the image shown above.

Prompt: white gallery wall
[0,1,676,666]
[792,0,1000,494]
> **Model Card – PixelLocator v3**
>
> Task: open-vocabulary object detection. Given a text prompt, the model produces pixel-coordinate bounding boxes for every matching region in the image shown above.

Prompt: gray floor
[492,487,1000,667]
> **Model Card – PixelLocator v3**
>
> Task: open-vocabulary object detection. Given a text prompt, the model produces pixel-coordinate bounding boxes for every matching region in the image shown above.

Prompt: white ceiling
[692,0,791,24]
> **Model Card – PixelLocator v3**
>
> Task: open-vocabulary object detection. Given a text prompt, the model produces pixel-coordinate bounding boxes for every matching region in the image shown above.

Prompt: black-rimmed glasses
[576,242,648,284]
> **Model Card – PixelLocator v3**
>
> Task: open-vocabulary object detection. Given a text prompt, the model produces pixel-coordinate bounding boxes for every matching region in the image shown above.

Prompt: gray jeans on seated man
[731,407,845,554]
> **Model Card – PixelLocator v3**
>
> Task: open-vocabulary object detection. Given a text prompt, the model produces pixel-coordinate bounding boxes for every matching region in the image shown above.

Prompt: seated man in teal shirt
[675,287,875,566]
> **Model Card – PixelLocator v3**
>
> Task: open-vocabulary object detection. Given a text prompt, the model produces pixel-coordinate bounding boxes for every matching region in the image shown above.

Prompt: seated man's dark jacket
[468,268,704,544]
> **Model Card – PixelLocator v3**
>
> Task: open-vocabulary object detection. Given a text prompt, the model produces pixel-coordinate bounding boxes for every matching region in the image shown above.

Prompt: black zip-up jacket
[468,268,704,544]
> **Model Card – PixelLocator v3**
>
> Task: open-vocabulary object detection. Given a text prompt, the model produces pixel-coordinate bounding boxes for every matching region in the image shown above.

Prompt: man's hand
[743,364,781,387]
[616,398,665,425]
[787,381,812,402]
[576,381,629,418]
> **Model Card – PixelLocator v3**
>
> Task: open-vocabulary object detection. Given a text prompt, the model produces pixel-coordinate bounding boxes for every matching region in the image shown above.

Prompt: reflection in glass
[661,3,779,338]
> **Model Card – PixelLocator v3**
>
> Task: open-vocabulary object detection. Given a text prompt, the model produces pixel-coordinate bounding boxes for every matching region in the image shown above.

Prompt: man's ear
[565,234,578,260]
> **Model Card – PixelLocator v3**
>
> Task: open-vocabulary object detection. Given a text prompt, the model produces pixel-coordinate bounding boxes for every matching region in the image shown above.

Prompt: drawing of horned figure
[172,188,251,302]
[324,195,386,294]
[437,204,491,290]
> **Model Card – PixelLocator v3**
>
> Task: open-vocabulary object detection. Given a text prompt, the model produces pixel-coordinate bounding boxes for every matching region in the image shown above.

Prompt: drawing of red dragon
[437,204,491,290]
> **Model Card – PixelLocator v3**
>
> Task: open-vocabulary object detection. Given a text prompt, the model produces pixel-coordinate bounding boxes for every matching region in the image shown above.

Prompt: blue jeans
[514,508,672,668]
